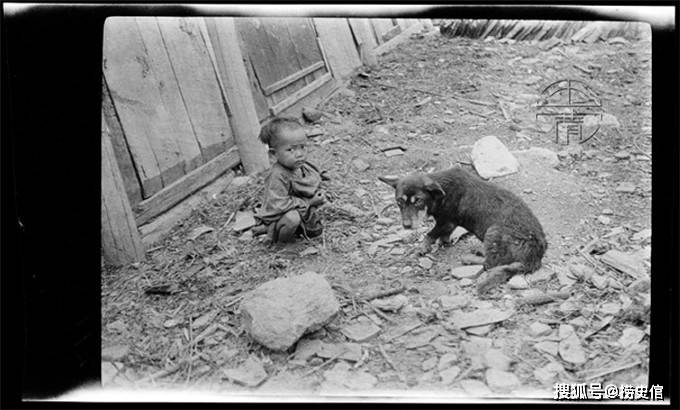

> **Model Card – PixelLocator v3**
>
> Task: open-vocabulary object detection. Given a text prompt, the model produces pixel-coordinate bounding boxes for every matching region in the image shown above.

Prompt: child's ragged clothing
[256,161,324,239]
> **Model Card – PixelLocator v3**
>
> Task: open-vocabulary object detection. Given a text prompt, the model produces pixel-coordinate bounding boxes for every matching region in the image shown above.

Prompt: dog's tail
[476,262,525,294]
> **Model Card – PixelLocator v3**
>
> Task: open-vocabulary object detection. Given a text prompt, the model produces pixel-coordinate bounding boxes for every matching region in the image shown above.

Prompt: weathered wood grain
[134,147,240,226]
[270,72,334,116]
[102,113,145,265]
[103,17,167,197]
[313,18,362,80]
[135,17,204,174]
[207,17,269,173]
[157,17,233,162]
[102,79,142,206]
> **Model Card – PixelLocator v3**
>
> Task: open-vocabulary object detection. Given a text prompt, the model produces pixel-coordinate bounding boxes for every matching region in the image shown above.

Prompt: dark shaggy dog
[379,167,547,293]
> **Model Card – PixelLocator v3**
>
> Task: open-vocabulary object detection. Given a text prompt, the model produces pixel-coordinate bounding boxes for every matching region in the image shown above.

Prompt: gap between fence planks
[134,148,239,226]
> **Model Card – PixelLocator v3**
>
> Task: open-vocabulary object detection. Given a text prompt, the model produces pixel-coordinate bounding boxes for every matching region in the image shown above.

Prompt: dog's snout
[402,220,413,229]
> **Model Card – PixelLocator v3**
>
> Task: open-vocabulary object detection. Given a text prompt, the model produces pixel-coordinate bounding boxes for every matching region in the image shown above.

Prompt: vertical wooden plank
[348,18,379,50]
[102,113,145,266]
[313,18,362,80]
[135,17,204,174]
[102,78,143,207]
[157,17,232,162]
[262,18,308,102]
[103,17,166,197]
[206,17,269,174]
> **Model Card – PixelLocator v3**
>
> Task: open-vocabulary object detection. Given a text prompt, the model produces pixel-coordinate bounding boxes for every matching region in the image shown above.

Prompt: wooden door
[235,17,334,121]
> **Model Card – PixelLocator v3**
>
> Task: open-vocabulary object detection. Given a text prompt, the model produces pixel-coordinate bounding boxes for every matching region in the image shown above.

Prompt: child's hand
[309,191,326,207]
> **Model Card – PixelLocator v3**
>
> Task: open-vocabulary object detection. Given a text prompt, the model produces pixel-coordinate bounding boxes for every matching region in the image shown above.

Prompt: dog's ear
[423,177,445,198]
[378,175,400,188]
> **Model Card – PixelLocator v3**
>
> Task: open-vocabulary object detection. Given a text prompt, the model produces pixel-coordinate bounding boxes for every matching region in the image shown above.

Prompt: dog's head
[379,174,445,229]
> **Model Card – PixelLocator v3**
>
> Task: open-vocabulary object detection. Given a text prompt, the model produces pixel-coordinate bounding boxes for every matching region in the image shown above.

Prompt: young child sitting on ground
[255,116,326,243]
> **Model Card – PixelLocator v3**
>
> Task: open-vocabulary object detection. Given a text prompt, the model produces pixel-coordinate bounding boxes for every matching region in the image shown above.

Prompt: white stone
[507,275,529,289]
[240,272,340,351]
[486,368,521,391]
[471,136,520,179]
[529,322,552,337]
[484,349,513,371]
[452,265,484,279]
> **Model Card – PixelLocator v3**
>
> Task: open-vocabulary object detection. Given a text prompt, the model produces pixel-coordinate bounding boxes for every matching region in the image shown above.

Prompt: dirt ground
[102,29,652,398]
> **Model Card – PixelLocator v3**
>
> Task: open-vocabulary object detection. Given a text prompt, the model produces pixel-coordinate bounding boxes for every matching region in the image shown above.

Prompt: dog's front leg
[418,220,449,255]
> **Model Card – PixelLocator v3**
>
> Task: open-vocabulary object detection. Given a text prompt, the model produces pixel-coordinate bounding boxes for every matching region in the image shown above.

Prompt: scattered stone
[628,277,650,292]
[337,203,365,218]
[462,337,493,366]
[619,327,646,348]
[600,250,644,278]
[294,338,322,361]
[376,217,393,226]
[556,266,577,286]
[569,264,593,282]
[341,319,381,342]
[534,341,559,356]
[223,357,267,387]
[238,230,254,241]
[102,345,129,362]
[450,308,514,329]
[608,36,630,45]
[601,208,614,215]
[101,362,119,385]
[439,295,470,311]
[486,368,521,391]
[422,357,438,371]
[384,148,405,157]
[484,349,513,371]
[419,257,434,270]
[440,365,461,385]
[317,342,362,362]
[615,182,637,194]
[459,278,474,287]
[632,228,652,242]
[513,146,559,168]
[471,136,520,179]
[590,274,609,289]
[459,379,493,396]
[240,272,340,351]
[352,158,370,172]
[232,211,256,232]
[372,294,409,312]
[451,265,483,279]
[405,329,440,349]
[569,317,587,328]
[533,362,565,384]
[614,151,630,160]
[529,322,552,337]
[526,267,554,284]
[302,106,323,123]
[465,324,493,336]
[559,299,579,314]
[300,246,319,257]
[559,333,587,364]
[343,371,378,390]
[389,247,405,255]
[601,113,621,128]
[438,353,458,371]
[507,275,529,289]
[558,324,575,340]
[597,215,611,225]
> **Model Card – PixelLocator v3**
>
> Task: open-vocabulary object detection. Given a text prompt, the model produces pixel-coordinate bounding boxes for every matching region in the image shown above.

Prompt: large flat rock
[240,272,340,351]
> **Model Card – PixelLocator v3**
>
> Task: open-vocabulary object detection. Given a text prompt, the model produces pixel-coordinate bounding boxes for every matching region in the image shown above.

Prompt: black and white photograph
[4,3,676,406]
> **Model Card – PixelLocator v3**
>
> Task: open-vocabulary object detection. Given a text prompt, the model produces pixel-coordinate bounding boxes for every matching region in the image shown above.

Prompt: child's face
[273,126,308,170]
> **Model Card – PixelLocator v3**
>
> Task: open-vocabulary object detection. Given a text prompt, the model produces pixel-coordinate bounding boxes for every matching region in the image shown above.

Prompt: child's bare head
[259,116,308,170]
[258,116,303,149]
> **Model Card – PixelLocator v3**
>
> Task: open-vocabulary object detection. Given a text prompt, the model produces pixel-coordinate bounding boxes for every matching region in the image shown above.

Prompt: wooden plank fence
[102,16,429,265]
